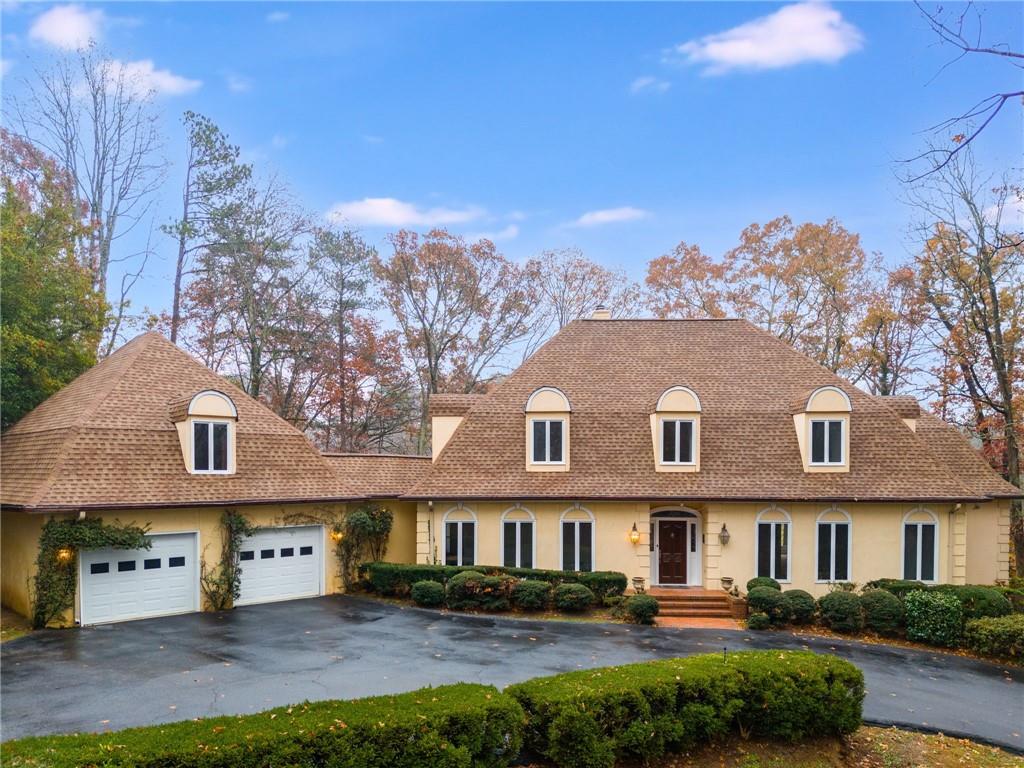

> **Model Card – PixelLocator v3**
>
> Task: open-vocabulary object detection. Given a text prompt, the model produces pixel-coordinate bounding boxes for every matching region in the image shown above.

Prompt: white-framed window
[193,421,230,473]
[560,508,594,572]
[501,508,535,569]
[443,508,476,567]
[816,509,851,582]
[755,508,791,581]
[810,419,844,465]
[902,509,938,582]
[531,419,565,464]
[660,418,695,464]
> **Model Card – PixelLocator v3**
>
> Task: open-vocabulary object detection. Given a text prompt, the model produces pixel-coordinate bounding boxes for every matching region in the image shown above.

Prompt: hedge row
[507,651,864,768]
[361,562,627,600]
[964,614,1024,659]
[863,580,1013,621]
[6,652,863,768]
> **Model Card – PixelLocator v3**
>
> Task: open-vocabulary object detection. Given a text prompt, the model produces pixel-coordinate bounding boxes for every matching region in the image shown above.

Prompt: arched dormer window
[171,390,238,475]
[652,386,701,472]
[525,387,571,472]
[793,386,851,473]
[815,506,852,582]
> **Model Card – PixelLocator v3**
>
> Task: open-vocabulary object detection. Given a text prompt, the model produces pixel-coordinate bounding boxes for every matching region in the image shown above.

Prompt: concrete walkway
[2,595,1021,751]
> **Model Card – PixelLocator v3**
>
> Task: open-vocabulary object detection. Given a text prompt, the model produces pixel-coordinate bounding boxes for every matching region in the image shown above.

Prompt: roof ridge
[323,452,431,459]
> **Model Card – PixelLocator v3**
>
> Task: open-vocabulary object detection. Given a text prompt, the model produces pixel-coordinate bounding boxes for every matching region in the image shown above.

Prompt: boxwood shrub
[445,571,513,612]
[746,576,781,592]
[747,612,771,630]
[817,591,864,633]
[623,594,659,625]
[4,683,523,768]
[506,651,864,768]
[411,580,445,608]
[860,589,904,636]
[512,579,551,611]
[554,583,595,613]
[998,586,1024,614]
[964,614,1024,659]
[930,585,1012,621]
[905,590,962,647]
[747,586,788,624]
[781,589,816,625]
[863,578,927,600]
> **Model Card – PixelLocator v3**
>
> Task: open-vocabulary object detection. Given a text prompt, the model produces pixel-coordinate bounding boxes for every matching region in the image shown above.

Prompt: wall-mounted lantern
[330,529,344,543]
[718,523,731,545]
[56,547,74,563]
[629,522,641,545]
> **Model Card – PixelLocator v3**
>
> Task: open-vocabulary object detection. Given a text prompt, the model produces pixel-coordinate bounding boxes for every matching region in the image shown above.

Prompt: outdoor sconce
[718,523,731,545]
[330,529,344,543]
[56,547,74,563]
[629,523,641,545]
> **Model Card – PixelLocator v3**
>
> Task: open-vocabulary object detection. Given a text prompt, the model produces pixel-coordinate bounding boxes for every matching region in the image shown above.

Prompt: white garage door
[80,533,198,625]
[236,526,323,606]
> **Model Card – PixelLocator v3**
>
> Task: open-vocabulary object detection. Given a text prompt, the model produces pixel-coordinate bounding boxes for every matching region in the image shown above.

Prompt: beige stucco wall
[1,509,50,617]
[966,500,1010,584]
[431,416,463,460]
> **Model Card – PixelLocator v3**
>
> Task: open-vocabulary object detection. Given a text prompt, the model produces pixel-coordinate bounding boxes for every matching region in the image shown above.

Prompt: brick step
[653,594,730,603]
[658,607,735,618]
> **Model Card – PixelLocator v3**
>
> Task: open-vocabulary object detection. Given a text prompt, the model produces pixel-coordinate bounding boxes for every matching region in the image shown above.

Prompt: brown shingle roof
[874,395,921,420]
[323,453,431,497]
[1,333,358,511]
[428,393,486,417]
[407,319,1016,502]
[913,413,1021,499]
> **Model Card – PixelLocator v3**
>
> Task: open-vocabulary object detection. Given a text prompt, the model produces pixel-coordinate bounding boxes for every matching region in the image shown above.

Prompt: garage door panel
[236,527,322,606]
[80,533,198,625]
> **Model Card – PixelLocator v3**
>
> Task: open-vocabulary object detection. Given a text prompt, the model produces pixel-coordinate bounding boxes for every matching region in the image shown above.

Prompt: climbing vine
[200,509,258,611]
[32,517,150,629]
[337,503,393,587]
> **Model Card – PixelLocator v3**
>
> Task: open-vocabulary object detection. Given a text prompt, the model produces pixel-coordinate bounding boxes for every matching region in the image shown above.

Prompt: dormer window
[661,419,695,464]
[194,421,229,473]
[810,419,843,465]
[532,419,564,464]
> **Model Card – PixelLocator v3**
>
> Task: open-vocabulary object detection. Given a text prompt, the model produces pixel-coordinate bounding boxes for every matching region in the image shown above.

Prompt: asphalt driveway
[2,595,1021,751]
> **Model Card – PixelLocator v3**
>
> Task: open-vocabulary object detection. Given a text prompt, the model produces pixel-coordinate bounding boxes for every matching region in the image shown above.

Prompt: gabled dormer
[170,390,238,474]
[792,386,851,473]
[651,386,702,472]
[525,387,570,472]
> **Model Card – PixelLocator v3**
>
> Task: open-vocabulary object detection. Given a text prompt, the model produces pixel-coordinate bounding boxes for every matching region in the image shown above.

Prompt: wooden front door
[658,521,688,584]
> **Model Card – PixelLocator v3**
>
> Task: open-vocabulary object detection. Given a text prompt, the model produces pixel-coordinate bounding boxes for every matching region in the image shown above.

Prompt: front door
[658,520,688,584]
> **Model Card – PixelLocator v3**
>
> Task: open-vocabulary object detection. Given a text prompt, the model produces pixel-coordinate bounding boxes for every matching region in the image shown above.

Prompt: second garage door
[236,526,324,606]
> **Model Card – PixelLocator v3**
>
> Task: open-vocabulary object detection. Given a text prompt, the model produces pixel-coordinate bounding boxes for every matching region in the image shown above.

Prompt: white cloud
[270,134,290,149]
[29,4,103,50]
[107,58,201,96]
[630,75,670,94]
[568,207,651,227]
[1,59,11,77]
[326,197,486,228]
[225,73,252,93]
[669,2,863,75]
[466,224,519,242]
[266,11,289,23]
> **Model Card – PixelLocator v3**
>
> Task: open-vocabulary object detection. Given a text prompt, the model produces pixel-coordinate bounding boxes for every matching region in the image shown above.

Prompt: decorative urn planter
[720,576,734,591]
[631,576,646,594]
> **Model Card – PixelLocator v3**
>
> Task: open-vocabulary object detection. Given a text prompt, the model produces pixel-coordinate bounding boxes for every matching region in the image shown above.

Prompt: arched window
[501,506,535,569]
[560,506,595,572]
[755,506,791,582]
[816,507,852,582]
[442,506,476,567]
[185,390,238,474]
[902,508,939,582]
[654,386,701,470]
[525,387,571,468]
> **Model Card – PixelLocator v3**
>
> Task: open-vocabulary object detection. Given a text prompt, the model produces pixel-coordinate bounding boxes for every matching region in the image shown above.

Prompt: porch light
[629,523,641,545]
[330,529,344,543]
[56,547,74,563]
[718,523,731,546]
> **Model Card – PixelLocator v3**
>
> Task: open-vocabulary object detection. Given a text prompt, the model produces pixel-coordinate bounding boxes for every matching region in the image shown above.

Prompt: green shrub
[576,572,628,599]
[362,562,455,595]
[964,614,1024,659]
[930,585,1012,621]
[747,586,788,624]
[507,651,864,768]
[781,590,816,625]
[863,578,926,600]
[444,571,513,612]
[746,576,781,592]
[817,591,864,633]
[411,580,445,608]
[997,587,1024,614]
[747,612,771,630]
[623,594,659,625]
[602,595,625,608]
[905,590,962,647]
[554,583,595,613]
[512,580,551,611]
[861,589,904,636]
[5,683,523,768]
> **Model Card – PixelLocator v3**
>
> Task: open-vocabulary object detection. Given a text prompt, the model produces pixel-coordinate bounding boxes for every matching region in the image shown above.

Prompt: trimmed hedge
[817,591,864,634]
[623,594,659,625]
[861,589,904,637]
[445,571,513,612]
[512,579,551,611]
[4,683,523,768]
[781,589,816,625]
[746,576,781,592]
[747,586,788,624]
[905,590,962,647]
[964,614,1024,659]
[411,580,445,607]
[863,578,927,600]
[507,651,864,768]
[361,562,626,599]
[747,612,771,630]
[554,583,595,613]
[930,585,1012,621]
[998,587,1024,614]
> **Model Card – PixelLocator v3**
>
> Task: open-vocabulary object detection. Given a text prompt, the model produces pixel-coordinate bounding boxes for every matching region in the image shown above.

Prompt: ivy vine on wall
[337,504,393,587]
[32,517,150,629]
[200,509,258,611]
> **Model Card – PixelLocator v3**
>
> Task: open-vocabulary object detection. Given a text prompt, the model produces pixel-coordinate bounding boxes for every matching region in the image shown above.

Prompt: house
[1,315,1018,626]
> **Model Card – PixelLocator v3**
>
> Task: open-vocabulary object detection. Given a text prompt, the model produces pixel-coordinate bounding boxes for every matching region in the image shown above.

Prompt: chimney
[591,304,611,320]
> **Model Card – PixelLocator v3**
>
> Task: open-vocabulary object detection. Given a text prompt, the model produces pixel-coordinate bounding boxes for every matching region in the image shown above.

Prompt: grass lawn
[609,726,1024,768]
[1,607,31,643]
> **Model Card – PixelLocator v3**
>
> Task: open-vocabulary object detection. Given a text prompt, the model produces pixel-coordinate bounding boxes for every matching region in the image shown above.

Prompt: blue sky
[2,2,1021,317]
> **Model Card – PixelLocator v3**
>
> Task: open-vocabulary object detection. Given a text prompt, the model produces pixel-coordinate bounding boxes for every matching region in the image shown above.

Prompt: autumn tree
[645,241,732,319]
[0,130,106,428]
[163,112,251,343]
[910,147,1023,564]
[373,229,535,451]
[9,46,165,354]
